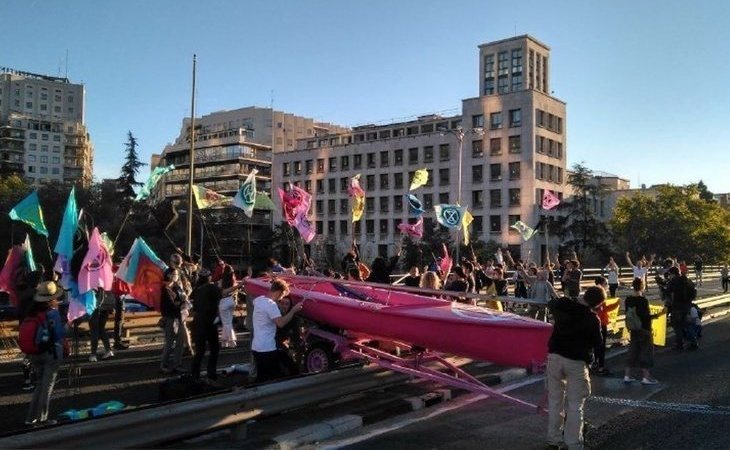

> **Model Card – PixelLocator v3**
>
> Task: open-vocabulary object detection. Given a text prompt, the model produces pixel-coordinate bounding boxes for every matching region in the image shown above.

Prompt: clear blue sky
[3,0,729,192]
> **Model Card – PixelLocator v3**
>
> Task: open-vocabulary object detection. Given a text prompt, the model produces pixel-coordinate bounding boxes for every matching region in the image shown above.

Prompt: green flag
[253,192,276,211]
[135,164,175,201]
[9,191,48,237]
[510,220,537,241]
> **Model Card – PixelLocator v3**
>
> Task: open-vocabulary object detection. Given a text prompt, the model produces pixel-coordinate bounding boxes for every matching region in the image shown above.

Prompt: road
[318,314,730,450]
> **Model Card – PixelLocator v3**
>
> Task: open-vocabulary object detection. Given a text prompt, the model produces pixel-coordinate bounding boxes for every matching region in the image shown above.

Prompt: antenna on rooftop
[65,49,69,78]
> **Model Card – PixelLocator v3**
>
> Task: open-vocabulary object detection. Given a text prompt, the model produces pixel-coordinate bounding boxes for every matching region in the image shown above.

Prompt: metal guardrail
[0,365,408,449]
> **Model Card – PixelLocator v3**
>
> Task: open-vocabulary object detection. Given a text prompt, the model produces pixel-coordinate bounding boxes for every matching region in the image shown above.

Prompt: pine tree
[118,131,146,198]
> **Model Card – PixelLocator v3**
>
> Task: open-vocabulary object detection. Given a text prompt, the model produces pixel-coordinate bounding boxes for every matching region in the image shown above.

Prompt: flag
[435,204,467,230]
[233,169,258,217]
[116,238,168,311]
[407,194,424,215]
[510,220,538,241]
[278,185,312,226]
[78,227,114,293]
[9,191,48,237]
[253,192,276,211]
[348,175,366,222]
[294,211,316,243]
[66,280,97,321]
[542,189,561,210]
[135,164,175,202]
[100,232,115,257]
[54,187,78,259]
[462,210,474,245]
[409,169,429,191]
[0,246,25,306]
[439,243,453,275]
[23,234,36,272]
[192,184,232,209]
[397,217,424,239]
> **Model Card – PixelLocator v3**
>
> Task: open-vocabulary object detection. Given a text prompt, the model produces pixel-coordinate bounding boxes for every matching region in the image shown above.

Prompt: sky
[2,0,729,192]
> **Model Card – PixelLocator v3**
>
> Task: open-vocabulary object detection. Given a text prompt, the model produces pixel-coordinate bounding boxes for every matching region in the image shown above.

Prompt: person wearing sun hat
[24,281,66,426]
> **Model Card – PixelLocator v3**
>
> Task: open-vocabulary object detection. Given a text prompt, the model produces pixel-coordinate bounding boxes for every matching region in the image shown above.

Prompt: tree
[118,131,146,198]
[692,180,715,203]
[610,185,730,263]
[552,163,612,263]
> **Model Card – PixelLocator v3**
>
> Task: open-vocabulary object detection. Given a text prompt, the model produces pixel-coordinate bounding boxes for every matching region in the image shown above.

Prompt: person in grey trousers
[88,289,115,362]
[25,281,66,426]
[160,268,187,374]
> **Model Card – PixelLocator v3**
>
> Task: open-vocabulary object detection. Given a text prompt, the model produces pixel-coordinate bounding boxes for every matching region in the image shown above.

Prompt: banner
[407,194,424,216]
[193,184,232,209]
[462,210,474,245]
[397,217,423,239]
[542,189,561,210]
[233,169,258,217]
[9,191,49,237]
[510,220,537,241]
[409,169,428,191]
[135,164,175,202]
[435,204,466,230]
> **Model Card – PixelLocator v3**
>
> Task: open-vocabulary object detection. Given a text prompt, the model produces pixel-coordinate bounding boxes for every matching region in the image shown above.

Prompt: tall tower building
[0,67,94,185]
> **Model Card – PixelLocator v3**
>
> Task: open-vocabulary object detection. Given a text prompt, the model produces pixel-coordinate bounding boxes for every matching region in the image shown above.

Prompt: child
[688,302,702,341]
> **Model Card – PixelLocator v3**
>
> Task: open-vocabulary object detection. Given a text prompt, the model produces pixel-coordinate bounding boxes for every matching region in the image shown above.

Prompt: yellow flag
[409,168,428,191]
[352,195,365,222]
[649,303,667,346]
[192,184,231,209]
[605,298,621,333]
[462,209,474,245]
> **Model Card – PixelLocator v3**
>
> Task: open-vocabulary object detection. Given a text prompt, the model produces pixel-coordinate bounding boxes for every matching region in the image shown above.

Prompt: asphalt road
[322,313,730,450]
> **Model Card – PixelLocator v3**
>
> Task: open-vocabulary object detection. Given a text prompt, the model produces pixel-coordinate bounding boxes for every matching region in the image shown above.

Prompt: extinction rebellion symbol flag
[434,204,466,230]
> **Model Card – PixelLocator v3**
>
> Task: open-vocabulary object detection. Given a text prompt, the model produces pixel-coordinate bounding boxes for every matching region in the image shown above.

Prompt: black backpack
[686,279,697,302]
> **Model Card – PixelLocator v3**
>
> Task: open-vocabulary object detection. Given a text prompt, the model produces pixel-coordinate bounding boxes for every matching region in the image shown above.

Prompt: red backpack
[18,312,50,355]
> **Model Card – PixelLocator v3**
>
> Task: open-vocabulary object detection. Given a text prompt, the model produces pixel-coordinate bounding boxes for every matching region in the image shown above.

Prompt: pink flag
[278,185,312,226]
[542,189,561,210]
[347,174,365,198]
[294,211,316,243]
[397,217,423,239]
[78,227,114,293]
[439,243,453,275]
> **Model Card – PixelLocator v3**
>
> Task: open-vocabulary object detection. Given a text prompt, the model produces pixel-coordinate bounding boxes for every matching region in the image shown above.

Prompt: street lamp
[438,126,484,262]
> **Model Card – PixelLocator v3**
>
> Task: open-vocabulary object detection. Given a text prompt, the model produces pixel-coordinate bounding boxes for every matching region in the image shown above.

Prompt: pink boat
[245,275,552,369]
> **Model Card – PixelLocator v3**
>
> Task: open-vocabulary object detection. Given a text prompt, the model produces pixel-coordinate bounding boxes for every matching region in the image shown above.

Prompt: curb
[270,366,528,449]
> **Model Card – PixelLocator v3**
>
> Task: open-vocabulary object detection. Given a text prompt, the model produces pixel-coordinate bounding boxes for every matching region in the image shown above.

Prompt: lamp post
[438,126,484,262]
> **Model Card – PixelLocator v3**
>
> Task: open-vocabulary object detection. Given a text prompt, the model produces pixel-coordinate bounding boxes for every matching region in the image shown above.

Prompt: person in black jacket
[366,249,401,284]
[159,268,187,374]
[545,286,605,450]
[666,267,698,350]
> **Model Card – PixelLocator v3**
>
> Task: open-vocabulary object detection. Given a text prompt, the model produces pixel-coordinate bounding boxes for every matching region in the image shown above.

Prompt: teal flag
[135,164,175,201]
[510,220,537,241]
[54,187,79,259]
[434,204,467,230]
[23,234,37,272]
[233,169,258,217]
[9,191,49,237]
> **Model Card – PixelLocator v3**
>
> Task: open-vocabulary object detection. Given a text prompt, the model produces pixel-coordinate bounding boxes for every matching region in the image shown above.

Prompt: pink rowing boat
[245,275,552,369]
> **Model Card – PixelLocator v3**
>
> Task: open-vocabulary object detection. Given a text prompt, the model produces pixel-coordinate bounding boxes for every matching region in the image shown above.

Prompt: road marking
[589,396,730,415]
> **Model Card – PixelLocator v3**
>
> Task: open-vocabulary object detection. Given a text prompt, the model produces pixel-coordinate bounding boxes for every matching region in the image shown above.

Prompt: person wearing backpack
[623,278,665,385]
[22,281,66,426]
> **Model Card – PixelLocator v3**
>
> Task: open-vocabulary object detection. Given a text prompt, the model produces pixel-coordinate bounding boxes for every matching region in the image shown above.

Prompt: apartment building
[0,67,93,185]
[275,35,568,263]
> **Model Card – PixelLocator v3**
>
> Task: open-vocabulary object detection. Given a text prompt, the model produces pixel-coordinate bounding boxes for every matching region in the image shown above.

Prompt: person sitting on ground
[546,286,605,450]
[403,265,421,287]
[623,278,664,385]
[251,279,304,383]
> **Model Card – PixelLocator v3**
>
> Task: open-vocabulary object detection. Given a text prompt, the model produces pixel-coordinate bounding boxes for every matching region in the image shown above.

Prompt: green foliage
[119,131,146,198]
[610,185,730,263]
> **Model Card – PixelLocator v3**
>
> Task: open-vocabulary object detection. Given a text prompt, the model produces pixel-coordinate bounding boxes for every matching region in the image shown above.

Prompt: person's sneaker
[41,419,58,426]
[623,376,636,383]
[101,350,114,360]
[113,342,130,350]
[641,377,659,385]
[24,419,37,426]
[89,354,98,362]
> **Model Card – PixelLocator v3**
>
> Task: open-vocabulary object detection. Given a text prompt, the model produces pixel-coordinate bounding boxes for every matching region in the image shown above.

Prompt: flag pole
[112,208,132,248]
[43,235,54,269]
[185,54,197,256]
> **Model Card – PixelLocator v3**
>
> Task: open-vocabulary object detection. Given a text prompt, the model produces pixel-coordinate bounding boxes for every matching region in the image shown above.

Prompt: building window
[490,189,502,208]
[426,169,434,187]
[380,196,389,213]
[557,167,563,183]
[379,151,389,167]
[340,220,348,235]
[511,48,523,73]
[366,219,375,234]
[341,155,349,170]
[484,53,495,79]
[305,180,312,193]
[394,195,403,212]
[51,168,59,175]
[306,160,314,174]
[394,172,404,189]
[329,157,337,172]
[489,138,502,156]
[498,51,509,76]
[439,144,450,161]
[421,123,434,133]
[508,215,521,229]
[509,162,521,180]
[367,132,377,141]
[41,145,48,152]
[407,126,419,136]
[380,173,389,190]
[379,130,391,139]
[316,180,324,194]
[423,194,433,210]
[29,143,37,151]
[490,215,501,233]
[509,188,521,206]
[340,177,348,192]
[490,112,502,129]
[472,140,484,158]
[367,153,376,168]
[423,146,434,163]
[394,149,403,166]
[490,163,502,181]
[484,79,495,96]
[28,155,36,162]
[40,156,48,163]
[509,109,521,127]
[439,192,449,204]
[328,220,336,234]
[472,165,483,183]
[408,148,418,165]
[40,166,48,174]
[340,199,348,214]
[41,134,49,141]
[498,77,509,94]
[472,190,483,209]
[366,198,375,213]
[508,135,521,153]
[439,168,450,186]
[366,175,375,190]
[472,114,484,128]
[328,178,336,193]
[473,215,483,233]
[354,154,362,169]
[282,162,291,176]
[316,221,323,234]
[294,161,302,175]
[511,74,523,92]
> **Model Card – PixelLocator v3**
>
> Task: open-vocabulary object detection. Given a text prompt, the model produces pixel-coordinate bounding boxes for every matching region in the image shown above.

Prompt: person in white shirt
[604,257,620,297]
[251,279,303,383]
[625,252,650,283]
